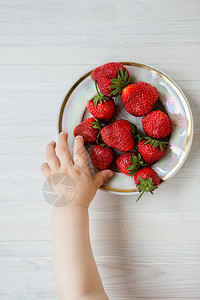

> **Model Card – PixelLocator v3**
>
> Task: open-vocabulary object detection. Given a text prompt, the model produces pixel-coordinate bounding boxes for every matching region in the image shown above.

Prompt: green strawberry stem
[136,177,158,202]
[136,190,145,202]
[95,80,100,97]
[96,138,105,147]
[90,81,109,106]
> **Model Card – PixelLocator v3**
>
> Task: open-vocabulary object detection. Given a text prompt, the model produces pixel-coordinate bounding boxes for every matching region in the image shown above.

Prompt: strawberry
[89,145,114,170]
[116,152,145,176]
[142,110,172,138]
[87,81,115,120]
[134,166,160,202]
[91,62,131,97]
[137,137,167,165]
[73,117,101,144]
[121,82,159,116]
[101,119,135,152]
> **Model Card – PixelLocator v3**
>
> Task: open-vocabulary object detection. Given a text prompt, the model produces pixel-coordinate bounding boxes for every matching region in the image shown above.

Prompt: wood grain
[0,0,200,299]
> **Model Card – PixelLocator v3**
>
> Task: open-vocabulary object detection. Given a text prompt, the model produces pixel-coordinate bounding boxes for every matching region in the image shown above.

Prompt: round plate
[58,62,193,195]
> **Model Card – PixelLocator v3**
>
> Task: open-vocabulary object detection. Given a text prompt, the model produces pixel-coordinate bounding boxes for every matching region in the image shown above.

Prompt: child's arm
[40,132,113,300]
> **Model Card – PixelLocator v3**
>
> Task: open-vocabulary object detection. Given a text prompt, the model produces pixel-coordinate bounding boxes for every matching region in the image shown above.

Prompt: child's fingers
[46,141,61,171]
[57,132,74,168]
[93,169,114,189]
[73,136,90,174]
[40,162,51,178]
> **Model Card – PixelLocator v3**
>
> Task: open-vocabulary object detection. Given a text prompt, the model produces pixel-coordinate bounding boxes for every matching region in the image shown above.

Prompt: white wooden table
[0,1,200,299]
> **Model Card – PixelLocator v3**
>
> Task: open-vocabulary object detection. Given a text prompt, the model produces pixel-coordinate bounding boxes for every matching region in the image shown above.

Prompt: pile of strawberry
[74,62,172,201]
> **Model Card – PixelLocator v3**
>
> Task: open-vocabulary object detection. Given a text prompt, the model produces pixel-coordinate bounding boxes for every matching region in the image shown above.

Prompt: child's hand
[40,132,113,208]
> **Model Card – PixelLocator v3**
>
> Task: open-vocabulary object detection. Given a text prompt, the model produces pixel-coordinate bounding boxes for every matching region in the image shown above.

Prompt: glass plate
[58,62,193,195]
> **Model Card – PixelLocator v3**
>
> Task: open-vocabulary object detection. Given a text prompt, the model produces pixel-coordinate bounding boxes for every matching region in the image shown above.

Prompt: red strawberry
[142,110,172,138]
[116,152,145,176]
[134,166,160,201]
[91,62,131,97]
[87,81,115,120]
[101,119,135,152]
[137,137,167,165]
[73,117,101,144]
[89,145,114,170]
[121,82,159,116]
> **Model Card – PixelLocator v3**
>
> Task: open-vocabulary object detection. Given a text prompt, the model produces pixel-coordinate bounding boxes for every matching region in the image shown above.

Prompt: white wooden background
[0,1,200,299]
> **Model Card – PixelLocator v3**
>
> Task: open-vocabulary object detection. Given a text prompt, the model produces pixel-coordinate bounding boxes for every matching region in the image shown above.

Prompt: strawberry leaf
[110,69,132,96]
[143,136,168,151]
[126,153,145,176]
[130,122,142,142]
[91,118,101,130]
[136,177,158,202]
[130,122,137,135]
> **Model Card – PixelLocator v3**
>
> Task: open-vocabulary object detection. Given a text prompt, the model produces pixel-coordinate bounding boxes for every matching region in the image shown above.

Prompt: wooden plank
[1,240,200,263]
[0,241,200,299]
[0,45,200,65]
[0,0,199,36]
[0,202,200,240]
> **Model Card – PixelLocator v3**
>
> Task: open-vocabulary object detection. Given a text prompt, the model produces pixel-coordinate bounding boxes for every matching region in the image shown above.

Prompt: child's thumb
[93,169,114,189]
